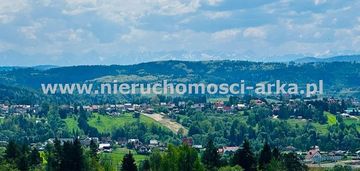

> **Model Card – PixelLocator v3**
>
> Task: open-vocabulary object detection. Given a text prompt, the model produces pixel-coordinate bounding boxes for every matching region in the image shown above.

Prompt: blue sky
[0,0,359,66]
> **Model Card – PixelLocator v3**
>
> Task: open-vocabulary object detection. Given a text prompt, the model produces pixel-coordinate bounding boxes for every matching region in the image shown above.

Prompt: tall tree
[232,140,256,171]
[202,139,220,169]
[139,159,150,171]
[121,151,137,171]
[178,145,201,171]
[258,142,272,170]
[265,159,286,171]
[272,147,280,160]
[89,139,98,159]
[149,150,161,171]
[4,140,20,162]
[29,148,41,167]
[72,138,85,171]
[283,153,308,171]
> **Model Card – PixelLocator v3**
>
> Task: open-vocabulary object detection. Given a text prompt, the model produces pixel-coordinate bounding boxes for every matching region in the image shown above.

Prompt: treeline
[183,106,359,151]
[1,61,360,94]
[1,138,310,171]
[1,140,42,170]
[0,138,103,171]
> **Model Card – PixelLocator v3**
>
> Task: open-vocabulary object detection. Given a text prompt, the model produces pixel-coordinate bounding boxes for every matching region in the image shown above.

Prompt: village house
[145,108,154,114]
[166,103,176,110]
[182,137,193,146]
[218,146,239,155]
[127,139,142,149]
[178,101,186,107]
[0,104,9,114]
[99,143,112,153]
[345,107,359,115]
[192,145,203,151]
[236,103,247,110]
[325,151,344,162]
[82,105,91,112]
[47,138,74,145]
[10,105,31,114]
[124,103,132,109]
[191,103,205,112]
[116,104,125,112]
[137,145,150,154]
[304,146,322,163]
[80,137,99,146]
[284,146,297,152]
[133,104,141,111]
[90,105,100,112]
[149,139,159,148]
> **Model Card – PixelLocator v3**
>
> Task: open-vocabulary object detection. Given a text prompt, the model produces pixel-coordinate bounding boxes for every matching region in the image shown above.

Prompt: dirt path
[142,113,188,135]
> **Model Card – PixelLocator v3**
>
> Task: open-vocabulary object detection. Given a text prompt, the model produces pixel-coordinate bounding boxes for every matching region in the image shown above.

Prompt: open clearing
[142,113,188,135]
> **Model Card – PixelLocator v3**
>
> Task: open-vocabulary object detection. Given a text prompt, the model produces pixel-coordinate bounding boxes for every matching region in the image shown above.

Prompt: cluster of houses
[1,96,359,118]
[283,145,360,164]
[0,104,38,115]
[26,136,167,154]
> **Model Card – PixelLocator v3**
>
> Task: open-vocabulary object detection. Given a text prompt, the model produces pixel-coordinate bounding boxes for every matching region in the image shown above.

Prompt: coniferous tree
[202,139,220,169]
[89,139,98,159]
[258,142,272,170]
[45,143,56,171]
[178,145,201,171]
[232,140,256,171]
[53,138,62,171]
[283,153,308,171]
[60,141,73,171]
[4,140,20,162]
[121,151,137,171]
[272,147,280,160]
[265,159,286,171]
[139,159,150,171]
[29,148,41,167]
[72,138,85,171]
[149,150,161,171]
[17,152,29,171]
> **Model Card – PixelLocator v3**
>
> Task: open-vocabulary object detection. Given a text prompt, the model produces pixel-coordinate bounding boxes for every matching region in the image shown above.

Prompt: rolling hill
[0,59,359,100]
[294,55,360,63]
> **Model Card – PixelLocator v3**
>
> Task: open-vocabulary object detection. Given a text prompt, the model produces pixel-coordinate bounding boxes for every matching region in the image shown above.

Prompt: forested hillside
[0,60,359,93]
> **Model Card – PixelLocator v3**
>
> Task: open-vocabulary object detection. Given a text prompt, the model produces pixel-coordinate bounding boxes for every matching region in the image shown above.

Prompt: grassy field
[88,113,165,133]
[344,117,360,132]
[64,116,82,133]
[100,148,148,171]
[0,117,4,124]
[208,97,229,103]
[325,112,337,125]
[286,118,330,134]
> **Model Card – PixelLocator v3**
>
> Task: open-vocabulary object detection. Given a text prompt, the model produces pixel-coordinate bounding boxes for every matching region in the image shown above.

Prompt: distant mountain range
[293,55,360,63]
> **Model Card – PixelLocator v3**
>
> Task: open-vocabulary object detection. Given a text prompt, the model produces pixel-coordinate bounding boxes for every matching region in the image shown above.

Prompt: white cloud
[206,0,223,6]
[0,0,28,23]
[204,11,231,20]
[314,0,327,6]
[62,0,203,24]
[1,0,360,65]
[0,41,12,52]
[156,0,201,15]
[120,28,147,43]
[19,22,43,40]
[243,27,267,39]
[46,28,93,43]
[212,29,241,41]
